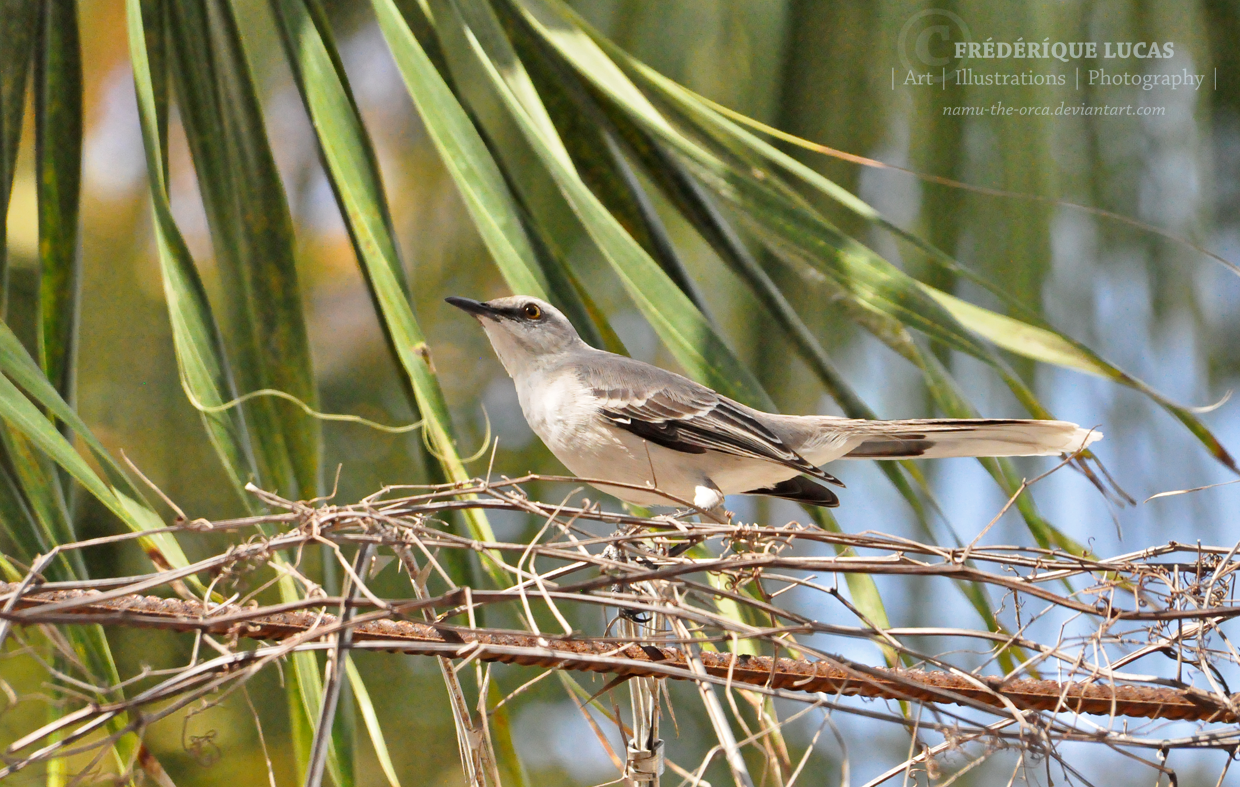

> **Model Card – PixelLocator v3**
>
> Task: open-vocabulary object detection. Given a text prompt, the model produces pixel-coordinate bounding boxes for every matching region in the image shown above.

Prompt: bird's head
[446,295,584,378]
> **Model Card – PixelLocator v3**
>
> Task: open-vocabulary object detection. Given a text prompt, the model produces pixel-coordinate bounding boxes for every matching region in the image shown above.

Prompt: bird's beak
[445,296,501,320]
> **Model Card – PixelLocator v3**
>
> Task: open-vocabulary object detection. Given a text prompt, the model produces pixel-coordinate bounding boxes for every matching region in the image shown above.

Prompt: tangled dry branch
[1,474,1239,784]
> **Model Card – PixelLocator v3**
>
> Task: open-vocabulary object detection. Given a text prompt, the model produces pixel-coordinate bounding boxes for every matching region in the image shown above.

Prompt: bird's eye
[523,303,542,320]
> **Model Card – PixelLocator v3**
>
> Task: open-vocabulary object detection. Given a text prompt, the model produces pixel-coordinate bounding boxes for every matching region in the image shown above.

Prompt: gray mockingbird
[447,295,1101,514]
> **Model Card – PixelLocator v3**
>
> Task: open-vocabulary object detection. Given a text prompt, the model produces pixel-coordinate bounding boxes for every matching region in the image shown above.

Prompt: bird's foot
[650,512,692,533]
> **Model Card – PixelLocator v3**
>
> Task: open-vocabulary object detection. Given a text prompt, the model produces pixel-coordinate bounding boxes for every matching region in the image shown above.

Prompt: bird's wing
[576,355,842,487]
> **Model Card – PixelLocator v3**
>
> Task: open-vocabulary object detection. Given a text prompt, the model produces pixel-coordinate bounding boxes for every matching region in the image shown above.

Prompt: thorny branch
[0,474,1238,784]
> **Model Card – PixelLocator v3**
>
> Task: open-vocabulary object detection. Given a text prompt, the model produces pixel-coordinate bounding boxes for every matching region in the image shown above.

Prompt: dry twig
[1,476,1238,784]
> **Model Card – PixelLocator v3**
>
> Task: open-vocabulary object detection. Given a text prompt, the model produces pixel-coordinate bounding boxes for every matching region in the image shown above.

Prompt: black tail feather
[746,476,840,508]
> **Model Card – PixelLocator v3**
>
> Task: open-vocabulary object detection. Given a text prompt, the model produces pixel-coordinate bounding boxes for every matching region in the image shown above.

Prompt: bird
[446,295,1101,514]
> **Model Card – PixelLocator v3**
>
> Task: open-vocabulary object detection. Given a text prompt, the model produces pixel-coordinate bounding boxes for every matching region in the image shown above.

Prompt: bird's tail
[831,418,1102,460]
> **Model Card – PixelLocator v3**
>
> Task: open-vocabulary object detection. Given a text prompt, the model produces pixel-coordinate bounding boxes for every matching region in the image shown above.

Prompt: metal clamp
[626,738,665,784]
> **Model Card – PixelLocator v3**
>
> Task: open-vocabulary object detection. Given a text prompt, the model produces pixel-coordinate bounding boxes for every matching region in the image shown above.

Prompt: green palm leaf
[162,0,321,501]
[33,0,81,416]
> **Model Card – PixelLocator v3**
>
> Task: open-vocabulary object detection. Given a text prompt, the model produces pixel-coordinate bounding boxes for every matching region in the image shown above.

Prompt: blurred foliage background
[2,0,1239,785]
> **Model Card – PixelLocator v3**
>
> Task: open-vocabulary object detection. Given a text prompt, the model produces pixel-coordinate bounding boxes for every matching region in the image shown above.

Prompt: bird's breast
[514,368,606,455]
